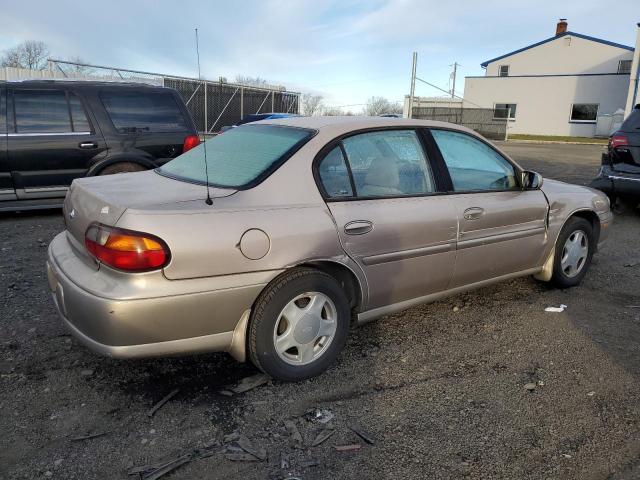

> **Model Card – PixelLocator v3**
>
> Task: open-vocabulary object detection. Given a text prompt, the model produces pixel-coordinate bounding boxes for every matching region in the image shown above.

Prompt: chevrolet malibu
[47,117,613,381]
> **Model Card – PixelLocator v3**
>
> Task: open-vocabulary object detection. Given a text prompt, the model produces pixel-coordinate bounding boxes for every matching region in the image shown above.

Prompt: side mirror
[521,170,543,189]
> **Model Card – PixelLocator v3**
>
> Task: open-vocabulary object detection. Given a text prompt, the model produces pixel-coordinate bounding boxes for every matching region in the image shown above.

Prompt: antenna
[195,28,213,206]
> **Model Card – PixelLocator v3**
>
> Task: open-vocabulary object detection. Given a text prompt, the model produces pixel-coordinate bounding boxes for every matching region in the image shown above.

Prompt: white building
[463,20,638,137]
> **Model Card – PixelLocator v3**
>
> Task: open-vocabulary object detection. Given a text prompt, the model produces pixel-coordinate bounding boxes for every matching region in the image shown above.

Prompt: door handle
[344,220,373,235]
[463,207,485,220]
[79,142,98,149]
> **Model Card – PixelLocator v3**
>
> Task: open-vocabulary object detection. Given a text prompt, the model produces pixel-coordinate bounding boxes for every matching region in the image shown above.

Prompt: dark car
[590,105,640,206]
[0,80,199,211]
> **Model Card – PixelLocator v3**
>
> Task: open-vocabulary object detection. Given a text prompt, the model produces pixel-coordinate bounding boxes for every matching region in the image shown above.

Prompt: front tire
[550,217,595,288]
[248,268,350,382]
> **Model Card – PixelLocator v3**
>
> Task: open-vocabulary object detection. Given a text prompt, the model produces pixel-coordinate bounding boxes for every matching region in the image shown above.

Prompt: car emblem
[69,208,76,219]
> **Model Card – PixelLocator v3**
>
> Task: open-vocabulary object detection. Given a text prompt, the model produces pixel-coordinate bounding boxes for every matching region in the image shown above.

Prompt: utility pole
[408,52,417,119]
[450,62,459,99]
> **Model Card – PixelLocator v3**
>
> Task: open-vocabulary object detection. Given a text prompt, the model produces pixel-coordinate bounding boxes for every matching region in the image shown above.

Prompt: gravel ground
[1,142,639,480]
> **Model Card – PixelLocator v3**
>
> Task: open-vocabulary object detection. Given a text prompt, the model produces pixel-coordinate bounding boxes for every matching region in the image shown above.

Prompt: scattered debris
[299,457,320,468]
[236,435,267,461]
[349,425,375,445]
[311,426,335,447]
[587,391,596,396]
[147,389,180,418]
[229,374,269,395]
[284,420,304,449]
[128,446,217,479]
[524,383,536,391]
[562,453,572,459]
[545,304,567,313]
[305,408,334,424]
[70,431,109,442]
[335,444,361,452]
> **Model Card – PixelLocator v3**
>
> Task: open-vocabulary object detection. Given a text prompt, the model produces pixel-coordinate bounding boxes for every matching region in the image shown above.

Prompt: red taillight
[610,134,629,149]
[183,134,201,152]
[85,224,170,272]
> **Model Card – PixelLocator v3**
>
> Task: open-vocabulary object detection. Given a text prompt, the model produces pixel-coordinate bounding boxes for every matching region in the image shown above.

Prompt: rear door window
[68,93,91,132]
[341,130,436,197]
[100,91,188,133]
[14,90,72,133]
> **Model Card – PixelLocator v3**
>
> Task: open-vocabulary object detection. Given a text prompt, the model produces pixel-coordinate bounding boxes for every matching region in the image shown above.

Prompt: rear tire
[248,268,350,382]
[98,162,147,175]
[550,217,595,288]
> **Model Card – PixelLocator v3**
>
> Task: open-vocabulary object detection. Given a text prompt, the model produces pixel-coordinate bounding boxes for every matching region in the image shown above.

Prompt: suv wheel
[98,162,146,175]
[551,217,594,288]
[248,268,350,382]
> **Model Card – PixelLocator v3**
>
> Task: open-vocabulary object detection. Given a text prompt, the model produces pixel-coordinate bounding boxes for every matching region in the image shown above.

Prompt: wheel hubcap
[560,229,589,278]
[273,292,337,366]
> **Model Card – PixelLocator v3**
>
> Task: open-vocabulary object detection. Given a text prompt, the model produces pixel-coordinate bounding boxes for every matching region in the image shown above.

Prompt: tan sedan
[47,117,612,381]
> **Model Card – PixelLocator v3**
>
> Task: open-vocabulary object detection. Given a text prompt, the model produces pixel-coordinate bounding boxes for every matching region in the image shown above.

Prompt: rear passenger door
[0,86,15,202]
[316,129,458,311]
[7,87,106,198]
[428,129,549,287]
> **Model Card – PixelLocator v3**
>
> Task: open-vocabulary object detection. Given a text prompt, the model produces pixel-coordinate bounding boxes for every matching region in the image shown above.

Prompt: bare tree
[64,56,94,76]
[1,40,50,70]
[363,96,402,116]
[301,94,324,116]
[323,107,344,116]
[235,75,269,87]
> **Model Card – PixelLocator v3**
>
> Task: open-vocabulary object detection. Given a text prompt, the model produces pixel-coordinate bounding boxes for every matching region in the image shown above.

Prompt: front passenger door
[429,129,549,287]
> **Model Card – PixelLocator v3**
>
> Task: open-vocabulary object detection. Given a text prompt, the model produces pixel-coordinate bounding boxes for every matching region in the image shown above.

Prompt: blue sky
[0,0,638,110]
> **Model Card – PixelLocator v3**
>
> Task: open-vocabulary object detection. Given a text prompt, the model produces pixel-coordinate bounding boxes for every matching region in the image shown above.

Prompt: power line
[414,76,483,108]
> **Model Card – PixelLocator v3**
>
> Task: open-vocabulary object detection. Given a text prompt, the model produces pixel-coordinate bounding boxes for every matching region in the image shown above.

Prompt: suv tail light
[610,134,629,149]
[183,135,201,152]
[85,224,170,272]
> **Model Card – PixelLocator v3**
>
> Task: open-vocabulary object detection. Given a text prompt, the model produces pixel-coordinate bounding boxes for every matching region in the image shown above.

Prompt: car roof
[259,115,479,138]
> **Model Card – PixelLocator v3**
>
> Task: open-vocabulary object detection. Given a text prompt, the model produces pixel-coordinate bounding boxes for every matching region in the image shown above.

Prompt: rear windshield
[157,124,314,189]
[100,90,188,133]
[621,106,640,131]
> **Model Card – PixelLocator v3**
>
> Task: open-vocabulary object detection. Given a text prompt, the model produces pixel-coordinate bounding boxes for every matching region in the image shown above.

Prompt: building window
[570,104,598,123]
[618,60,632,74]
[494,103,517,120]
[499,65,509,77]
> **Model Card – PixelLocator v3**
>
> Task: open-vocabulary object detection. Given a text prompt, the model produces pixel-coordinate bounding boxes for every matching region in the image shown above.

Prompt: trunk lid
[64,170,235,247]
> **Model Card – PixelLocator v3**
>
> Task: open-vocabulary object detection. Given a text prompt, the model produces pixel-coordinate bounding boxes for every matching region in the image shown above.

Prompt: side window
[68,93,91,132]
[318,146,353,198]
[431,129,518,191]
[342,130,435,197]
[14,90,72,133]
[0,88,5,134]
[100,91,188,133]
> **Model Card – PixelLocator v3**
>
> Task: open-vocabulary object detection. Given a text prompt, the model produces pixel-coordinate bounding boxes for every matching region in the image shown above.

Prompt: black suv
[590,105,640,206]
[0,80,199,211]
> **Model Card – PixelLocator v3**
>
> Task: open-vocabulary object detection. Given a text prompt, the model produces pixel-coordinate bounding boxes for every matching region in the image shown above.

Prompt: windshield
[158,124,314,189]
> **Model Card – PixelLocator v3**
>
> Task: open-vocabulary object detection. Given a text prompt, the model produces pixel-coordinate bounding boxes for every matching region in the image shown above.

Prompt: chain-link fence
[412,106,508,140]
[47,59,300,133]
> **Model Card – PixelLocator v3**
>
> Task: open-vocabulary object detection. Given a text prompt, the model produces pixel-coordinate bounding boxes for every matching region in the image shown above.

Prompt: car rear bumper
[590,166,640,198]
[46,232,272,359]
